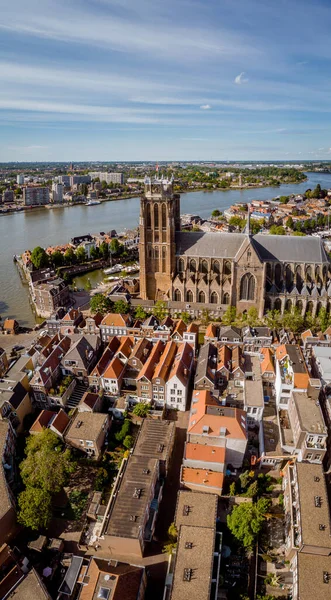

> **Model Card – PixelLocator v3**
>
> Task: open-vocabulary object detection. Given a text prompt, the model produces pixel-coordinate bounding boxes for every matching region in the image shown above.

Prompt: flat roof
[133,419,175,463]
[175,490,218,530]
[105,456,158,539]
[65,413,108,442]
[295,463,331,549]
[292,391,327,434]
[297,554,331,600]
[170,525,215,600]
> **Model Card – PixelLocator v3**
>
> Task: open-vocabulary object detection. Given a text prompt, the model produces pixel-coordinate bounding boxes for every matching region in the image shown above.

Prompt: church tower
[139,176,180,300]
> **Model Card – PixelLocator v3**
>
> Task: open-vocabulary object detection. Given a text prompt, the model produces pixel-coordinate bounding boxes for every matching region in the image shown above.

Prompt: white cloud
[234,72,249,85]
[200,104,211,110]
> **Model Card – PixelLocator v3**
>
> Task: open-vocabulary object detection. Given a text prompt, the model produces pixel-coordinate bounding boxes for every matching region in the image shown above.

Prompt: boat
[85,200,101,206]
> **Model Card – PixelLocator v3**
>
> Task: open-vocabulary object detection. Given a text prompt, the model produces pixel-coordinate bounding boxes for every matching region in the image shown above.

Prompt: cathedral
[138,177,331,318]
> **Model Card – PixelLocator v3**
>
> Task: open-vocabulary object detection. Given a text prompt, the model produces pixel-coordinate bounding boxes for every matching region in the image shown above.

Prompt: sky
[1,0,331,161]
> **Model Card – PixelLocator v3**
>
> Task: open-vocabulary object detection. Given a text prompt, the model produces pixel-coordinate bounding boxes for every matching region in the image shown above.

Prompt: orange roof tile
[186,322,199,333]
[182,467,224,490]
[137,340,165,382]
[172,319,187,338]
[260,348,275,375]
[51,409,70,433]
[217,345,231,372]
[188,389,247,439]
[101,313,131,327]
[29,410,55,433]
[115,336,134,359]
[205,323,217,338]
[301,329,314,341]
[185,443,225,464]
[103,356,125,380]
[153,341,177,380]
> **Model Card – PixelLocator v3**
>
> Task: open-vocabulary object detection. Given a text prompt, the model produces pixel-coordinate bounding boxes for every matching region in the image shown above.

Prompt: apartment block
[23,186,50,206]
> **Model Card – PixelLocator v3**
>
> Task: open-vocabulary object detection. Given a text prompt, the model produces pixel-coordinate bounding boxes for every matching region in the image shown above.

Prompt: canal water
[2,172,331,326]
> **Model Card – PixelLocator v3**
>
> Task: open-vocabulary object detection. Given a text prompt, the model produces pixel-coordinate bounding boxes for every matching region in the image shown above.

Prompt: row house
[275,344,310,409]
[301,328,331,360]
[88,337,121,390]
[181,389,248,495]
[194,343,218,390]
[123,338,153,393]
[260,347,276,400]
[100,313,133,342]
[65,412,110,460]
[76,557,146,600]
[152,341,178,407]
[30,336,72,408]
[136,341,165,401]
[166,343,194,411]
[61,334,101,382]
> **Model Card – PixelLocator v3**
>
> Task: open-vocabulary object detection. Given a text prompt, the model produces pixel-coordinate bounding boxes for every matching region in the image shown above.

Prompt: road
[0,331,38,353]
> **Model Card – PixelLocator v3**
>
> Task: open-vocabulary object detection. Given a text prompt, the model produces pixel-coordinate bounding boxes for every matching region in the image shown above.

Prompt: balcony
[306,439,326,450]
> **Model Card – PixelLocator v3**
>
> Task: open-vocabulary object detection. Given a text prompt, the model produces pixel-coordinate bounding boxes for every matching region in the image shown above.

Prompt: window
[210,291,218,304]
[98,587,110,600]
[186,290,194,302]
[198,290,205,303]
[240,273,255,301]
[306,453,313,460]
[252,407,257,414]
[174,384,177,389]
[315,454,321,461]
[86,441,94,447]
[174,289,181,302]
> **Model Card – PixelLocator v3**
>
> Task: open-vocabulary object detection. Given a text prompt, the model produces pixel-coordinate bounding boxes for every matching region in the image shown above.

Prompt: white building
[165,343,193,411]
[23,186,50,206]
[88,172,124,184]
[52,182,63,204]
[17,174,24,185]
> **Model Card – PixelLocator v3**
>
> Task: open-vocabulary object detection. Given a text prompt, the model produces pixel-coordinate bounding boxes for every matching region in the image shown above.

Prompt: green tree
[317,306,330,332]
[75,247,87,263]
[51,250,64,267]
[245,480,259,498]
[20,429,74,494]
[180,311,191,325]
[152,301,168,320]
[229,482,237,496]
[133,402,150,418]
[18,487,52,531]
[64,247,76,265]
[265,310,281,330]
[109,238,121,255]
[211,209,221,217]
[293,231,305,236]
[282,306,304,334]
[30,246,49,269]
[163,522,178,554]
[115,419,131,442]
[269,225,285,235]
[134,305,147,320]
[201,309,210,326]
[94,467,109,491]
[113,299,130,314]
[90,245,100,260]
[222,305,237,325]
[90,293,113,315]
[123,435,134,449]
[227,498,271,550]
[99,241,110,259]
[246,306,259,326]
[286,216,294,229]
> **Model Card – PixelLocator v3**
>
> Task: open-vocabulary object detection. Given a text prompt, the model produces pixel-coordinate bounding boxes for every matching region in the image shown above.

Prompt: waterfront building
[23,186,50,206]
[88,171,124,184]
[16,174,24,185]
[52,182,63,203]
[138,177,331,318]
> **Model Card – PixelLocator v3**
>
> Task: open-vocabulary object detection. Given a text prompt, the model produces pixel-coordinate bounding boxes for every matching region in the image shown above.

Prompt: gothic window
[223,260,231,275]
[186,290,194,302]
[316,302,322,316]
[148,246,153,259]
[198,290,205,303]
[213,260,220,274]
[275,263,282,287]
[285,264,293,289]
[306,300,314,314]
[223,292,230,305]
[162,246,166,273]
[146,203,151,228]
[306,265,312,282]
[315,266,322,285]
[285,299,292,312]
[274,298,282,312]
[162,203,167,229]
[296,265,302,288]
[178,258,185,272]
[189,259,196,273]
[240,273,255,301]
[247,250,252,261]
[266,263,272,282]
[201,259,208,274]
[154,204,159,230]
[264,297,271,311]
[174,289,181,302]
[296,300,303,313]
[210,291,218,304]
[154,246,159,271]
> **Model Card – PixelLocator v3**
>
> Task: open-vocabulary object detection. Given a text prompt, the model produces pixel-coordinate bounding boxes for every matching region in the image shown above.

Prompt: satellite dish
[104,575,110,581]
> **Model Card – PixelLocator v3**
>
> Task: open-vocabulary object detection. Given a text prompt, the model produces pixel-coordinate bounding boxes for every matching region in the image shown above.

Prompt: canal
[2,172,331,326]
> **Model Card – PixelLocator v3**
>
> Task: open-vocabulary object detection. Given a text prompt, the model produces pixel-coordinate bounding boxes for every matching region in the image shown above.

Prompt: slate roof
[175,231,328,263]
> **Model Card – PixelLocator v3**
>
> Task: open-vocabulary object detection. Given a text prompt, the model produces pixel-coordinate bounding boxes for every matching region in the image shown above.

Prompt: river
[2,172,331,326]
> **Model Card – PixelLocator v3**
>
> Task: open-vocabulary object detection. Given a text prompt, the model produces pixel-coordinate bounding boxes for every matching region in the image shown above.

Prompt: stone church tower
[139,176,180,300]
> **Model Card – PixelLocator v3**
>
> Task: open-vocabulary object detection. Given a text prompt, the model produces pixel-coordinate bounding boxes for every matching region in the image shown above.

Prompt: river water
[2,172,331,326]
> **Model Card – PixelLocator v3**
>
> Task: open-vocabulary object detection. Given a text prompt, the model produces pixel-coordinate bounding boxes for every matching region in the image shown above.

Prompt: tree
[229,482,237,496]
[265,310,281,330]
[109,238,121,255]
[94,467,109,491]
[18,487,52,530]
[30,246,49,270]
[269,225,285,235]
[211,209,221,217]
[90,293,113,315]
[286,216,294,229]
[99,241,110,259]
[246,306,259,326]
[51,250,64,267]
[180,311,191,325]
[123,435,134,449]
[64,247,76,265]
[227,498,271,550]
[90,245,100,260]
[245,480,259,498]
[201,309,210,326]
[282,306,304,334]
[133,402,150,418]
[75,247,87,263]
[113,299,130,314]
[134,305,147,320]
[163,522,178,554]
[222,305,237,325]
[20,429,74,494]
[152,301,168,320]
[115,419,131,442]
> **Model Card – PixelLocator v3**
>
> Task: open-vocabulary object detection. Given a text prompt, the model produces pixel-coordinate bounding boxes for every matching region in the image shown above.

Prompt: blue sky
[1,0,331,161]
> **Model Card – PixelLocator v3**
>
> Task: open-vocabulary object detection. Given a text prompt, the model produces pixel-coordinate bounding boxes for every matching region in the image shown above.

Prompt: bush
[94,467,109,491]
[278,493,284,507]
[123,435,134,449]
[115,419,131,442]
[132,402,150,418]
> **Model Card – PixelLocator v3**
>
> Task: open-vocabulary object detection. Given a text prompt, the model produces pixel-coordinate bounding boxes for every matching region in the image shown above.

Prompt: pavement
[0,331,38,353]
